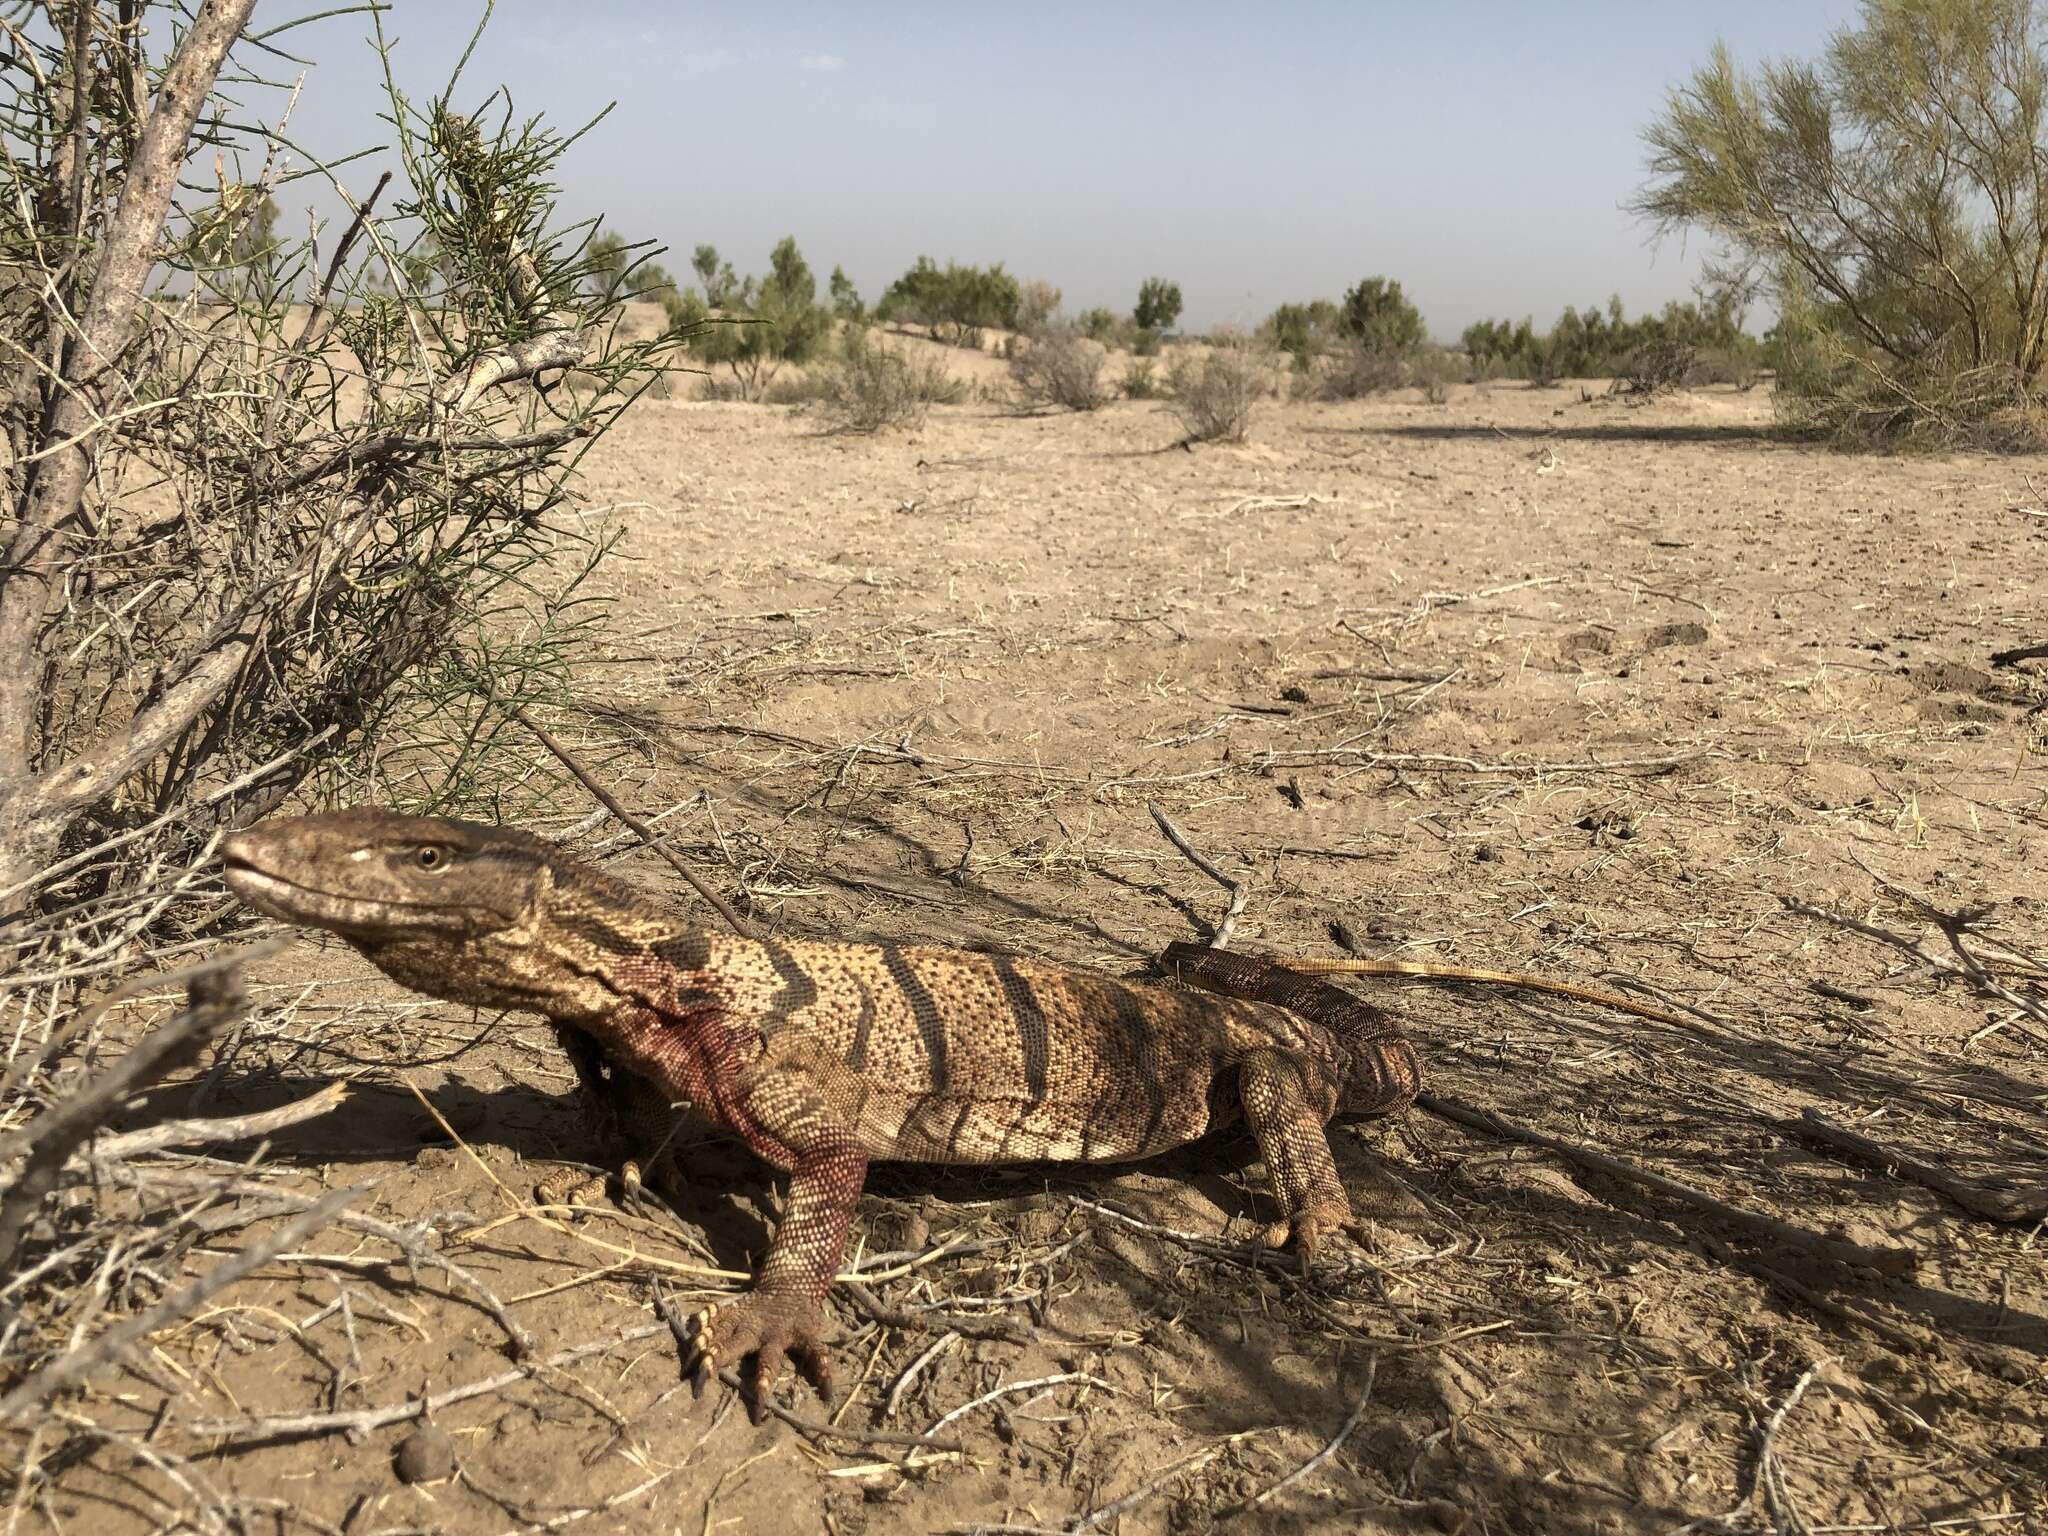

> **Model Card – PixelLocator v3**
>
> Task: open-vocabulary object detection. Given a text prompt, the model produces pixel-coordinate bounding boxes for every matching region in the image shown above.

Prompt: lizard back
[694,936,1348,1165]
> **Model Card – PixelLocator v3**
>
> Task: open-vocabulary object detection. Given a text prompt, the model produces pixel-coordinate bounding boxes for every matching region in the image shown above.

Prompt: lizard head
[222,808,621,1017]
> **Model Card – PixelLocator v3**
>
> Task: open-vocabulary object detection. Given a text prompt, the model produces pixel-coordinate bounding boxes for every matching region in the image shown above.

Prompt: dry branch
[1239,1354,1377,1511]
[182,1322,668,1443]
[0,943,275,1263]
[88,1081,348,1161]
[0,0,258,791]
[1782,895,2048,1046]
[0,1183,363,1424]
[1780,1109,2048,1225]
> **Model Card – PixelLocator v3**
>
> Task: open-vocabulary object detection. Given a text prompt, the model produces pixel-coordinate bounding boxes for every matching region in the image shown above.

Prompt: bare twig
[883,1331,960,1419]
[1753,1358,1830,1536]
[840,1280,1031,1344]
[1071,1441,1234,1531]
[1147,802,1248,947]
[0,943,277,1262]
[506,704,757,939]
[1250,748,1713,776]
[924,1373,1113,1441]
[1239,1354,1377,1510]
[185,1323,666,1443]
[1783,895,2048,1046]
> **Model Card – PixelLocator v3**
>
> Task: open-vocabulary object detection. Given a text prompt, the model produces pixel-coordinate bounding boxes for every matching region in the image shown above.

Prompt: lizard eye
[415,846,446,871]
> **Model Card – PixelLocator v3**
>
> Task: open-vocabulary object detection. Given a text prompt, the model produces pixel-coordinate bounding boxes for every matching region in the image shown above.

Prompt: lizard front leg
[1237,1050,1355,1266]
[682,1052,867,1422]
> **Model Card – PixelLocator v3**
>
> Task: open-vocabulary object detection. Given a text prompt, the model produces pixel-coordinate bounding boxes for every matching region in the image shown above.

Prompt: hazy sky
[267,2,1864,337]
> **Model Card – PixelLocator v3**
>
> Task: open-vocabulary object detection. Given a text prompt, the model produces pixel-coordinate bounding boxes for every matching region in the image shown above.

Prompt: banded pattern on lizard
[222,808,1418,1418]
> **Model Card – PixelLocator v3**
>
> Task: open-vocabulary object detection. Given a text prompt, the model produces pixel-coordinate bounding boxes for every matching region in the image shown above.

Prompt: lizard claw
[1261,1197,1356,1274]
[683,1291,834,1423]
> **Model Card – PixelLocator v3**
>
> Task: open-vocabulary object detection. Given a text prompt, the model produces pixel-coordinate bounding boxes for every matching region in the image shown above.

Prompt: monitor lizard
[219,808,1677,1419]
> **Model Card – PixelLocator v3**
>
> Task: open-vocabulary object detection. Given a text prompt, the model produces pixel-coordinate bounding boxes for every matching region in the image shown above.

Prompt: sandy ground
[38,364,2048,1534]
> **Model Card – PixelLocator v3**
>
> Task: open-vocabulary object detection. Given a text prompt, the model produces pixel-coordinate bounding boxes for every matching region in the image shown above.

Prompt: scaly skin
[221,809,1420,1419]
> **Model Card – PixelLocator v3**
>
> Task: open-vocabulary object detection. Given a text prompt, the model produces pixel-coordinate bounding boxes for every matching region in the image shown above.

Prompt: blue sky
[268,2,1862,337]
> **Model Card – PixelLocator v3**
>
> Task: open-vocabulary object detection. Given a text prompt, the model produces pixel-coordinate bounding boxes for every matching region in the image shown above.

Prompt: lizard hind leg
[1236,1050,1356,1267]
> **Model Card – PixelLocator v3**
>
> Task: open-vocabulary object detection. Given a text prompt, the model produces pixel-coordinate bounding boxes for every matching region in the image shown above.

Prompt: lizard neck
[351,857,723,1031]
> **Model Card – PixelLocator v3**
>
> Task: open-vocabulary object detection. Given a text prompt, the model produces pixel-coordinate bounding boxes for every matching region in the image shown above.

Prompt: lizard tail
[1161,942,1420,1116]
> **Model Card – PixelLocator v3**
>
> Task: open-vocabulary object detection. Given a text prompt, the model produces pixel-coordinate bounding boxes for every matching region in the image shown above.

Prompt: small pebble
[393,1424,457,1485]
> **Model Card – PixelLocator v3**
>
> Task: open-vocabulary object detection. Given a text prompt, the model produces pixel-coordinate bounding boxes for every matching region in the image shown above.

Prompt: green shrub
[762,371,831,405]
[829,265,865,322]
[1338,276,1426,353]
[1413,346,1457,403]
[1318,345,1410,399]
[1459,294,1762,386]
[691,243,739,306]
[1017,280,1062,338]
[1637,0,2048,442]
[677,236,832,400]
[1134,276,1183,333]
[1263,299,1341,370]
[876,257,1021,346]
[1317,344,1460,400]
[1077,306,1119,343]
[1122,358,1160,398]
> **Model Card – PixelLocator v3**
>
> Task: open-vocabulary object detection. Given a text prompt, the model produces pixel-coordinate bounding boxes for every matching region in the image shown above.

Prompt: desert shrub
[876,257,1021,347]
[1339,276,1427,353]
[1314,343,1460,400]
[1619,340,1698,395]
[1016,280,1063,338]
[586,229,678,310]
[1460,294,1762,386]
[1638,0,2048,443]
[1413,346,1457,403]
[1122,359,1161,398]
[1168,345,1267,442]
[1134,277,1184,334]
[816,331,962,431]
[691,243,740,306]
[762,370,832,405]
[1319,345,1413,399]
[1691,345,1761,390]
[0,0,673,1406]
[1010,329,1111,410]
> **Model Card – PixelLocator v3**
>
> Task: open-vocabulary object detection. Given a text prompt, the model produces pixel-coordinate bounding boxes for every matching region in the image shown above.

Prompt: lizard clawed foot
[1260,1197,1358,1276]
[683,1289,834,1424]
[535,1160,658,1214]
[534,1166,611,1211]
